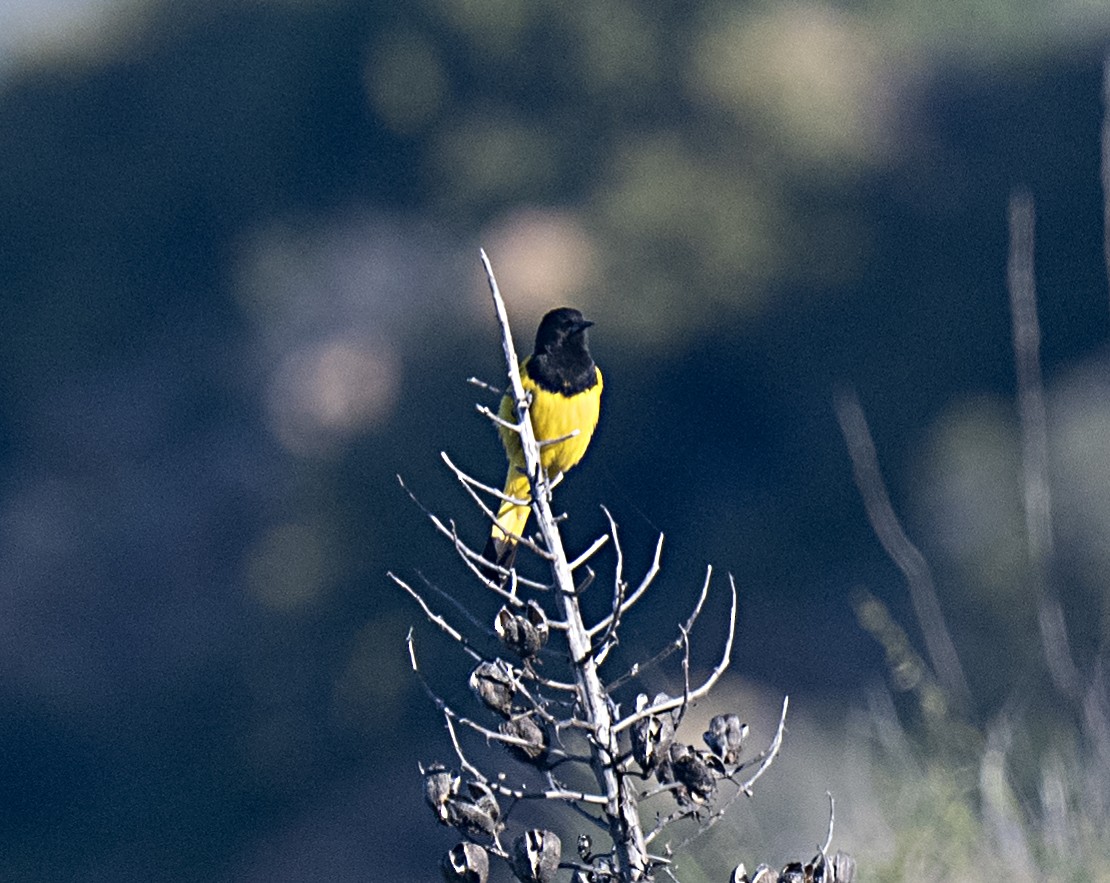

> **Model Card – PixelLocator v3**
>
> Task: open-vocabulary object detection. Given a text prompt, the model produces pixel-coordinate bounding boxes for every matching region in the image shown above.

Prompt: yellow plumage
[491,357,604,550]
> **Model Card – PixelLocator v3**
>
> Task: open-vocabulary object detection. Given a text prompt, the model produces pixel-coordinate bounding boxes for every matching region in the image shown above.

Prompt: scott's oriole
[483,307,603,571]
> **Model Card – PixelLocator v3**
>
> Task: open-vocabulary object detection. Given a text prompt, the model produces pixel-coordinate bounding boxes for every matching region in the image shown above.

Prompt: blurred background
[3,0,1110,880]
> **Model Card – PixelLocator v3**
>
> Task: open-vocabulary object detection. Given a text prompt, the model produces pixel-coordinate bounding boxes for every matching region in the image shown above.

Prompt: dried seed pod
[443,780,502,843]
[806,851,835,883]
[469,659,516,716]
[445,798,501,843]
[572,854,614,883]
[495,600,550,658]
[510,829,561,883]
[464,780,500,822]
[654,752,676,793]
[703,713,748,768]
[729,863,778,883]
[499,714,549,766]
[828,851,855,882]
[630,692,677,774]
[668,742,717,806]
[441,841,490,883]
[778,861,806,883]
[422,762,459,824]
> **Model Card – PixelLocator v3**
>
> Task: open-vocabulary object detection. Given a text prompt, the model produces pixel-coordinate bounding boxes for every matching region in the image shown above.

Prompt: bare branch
[481,250,530,443]
[821,791,836,856]
[398,473,503,579]
[480,250,652,879]
[737,694,790,796]
[511,785,608,807]
[1006,191,1084,703]
[569,533,611,572]
[468,376,503,396]
[644,803,701,845]
[591,532,665,638]
[442,450,526,507]
[476,402,523,435]
[623,531,665,613]
[421,566,494,627]
[537,428,583,448]
[677,626,693,728]
[588,507,628,659]
[397,473,548,595]
[607,564,713,694]
[607,507,627,615]
[834,388,972,709]
[443,713,487,784]
[613,573,736,736]
[440,451,554,563]
[392,573,482,662]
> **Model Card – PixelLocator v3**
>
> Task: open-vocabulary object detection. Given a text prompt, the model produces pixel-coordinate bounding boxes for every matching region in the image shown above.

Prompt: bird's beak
[574,319,594,332]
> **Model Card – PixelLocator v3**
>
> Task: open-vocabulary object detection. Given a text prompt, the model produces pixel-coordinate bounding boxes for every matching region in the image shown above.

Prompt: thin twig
[397,473,548,594]
[538,429,584,448]
[590,507,628,658]
[821,791,836,855]
[468,376,502,396]
[644,804,700,846]
[834,389,972,709]
[393,574,482,662]
[414,570,489,639]
[440,451,554,562]
[569,533,611,572]
[442,712,487,784]
[591,533,665,637]
[677,626,693,729]
[476,402,523,434]
[547,769,610,831]
[737,694,790,796]
[613,574,737,735]
[442,450,526,506]
[1006,190,1083,702]
[607,564,713,693]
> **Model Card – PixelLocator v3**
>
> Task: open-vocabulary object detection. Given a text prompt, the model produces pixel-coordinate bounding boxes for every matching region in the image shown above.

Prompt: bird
[482,307,603,573]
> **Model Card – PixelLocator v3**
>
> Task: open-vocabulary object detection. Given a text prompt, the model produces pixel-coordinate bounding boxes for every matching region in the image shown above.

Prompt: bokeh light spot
[245,521,332,611]
[689,3,895,171]
[266,337,400,457]
[480,207,599,325]
[364,30,447,135]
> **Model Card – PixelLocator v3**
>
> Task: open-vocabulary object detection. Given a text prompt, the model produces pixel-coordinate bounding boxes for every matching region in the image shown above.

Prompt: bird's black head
[533,308,594,357]
[528,307,598,394]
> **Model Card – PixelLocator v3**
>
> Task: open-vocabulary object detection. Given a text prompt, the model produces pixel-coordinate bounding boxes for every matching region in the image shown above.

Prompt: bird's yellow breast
[498,361,603,479]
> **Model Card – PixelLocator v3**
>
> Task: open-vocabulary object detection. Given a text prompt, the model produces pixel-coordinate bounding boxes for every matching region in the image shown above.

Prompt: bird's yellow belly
[498,367,603,481]
[530,383,600,477]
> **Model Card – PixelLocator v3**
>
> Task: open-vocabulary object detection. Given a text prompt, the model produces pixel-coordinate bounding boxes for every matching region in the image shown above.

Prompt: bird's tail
[482,467,532,573]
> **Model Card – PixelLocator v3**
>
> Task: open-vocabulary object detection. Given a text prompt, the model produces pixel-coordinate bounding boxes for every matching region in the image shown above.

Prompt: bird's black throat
[527,307,599,395]
[527,349,598,396]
